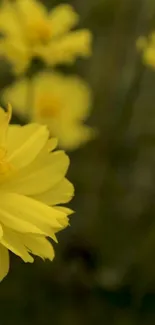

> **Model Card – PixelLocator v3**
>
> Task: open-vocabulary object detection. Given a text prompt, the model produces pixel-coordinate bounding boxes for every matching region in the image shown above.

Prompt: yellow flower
[0,104,74,281]
[136,33,155,68]
[0,0,92,74]
[3,72,94,150]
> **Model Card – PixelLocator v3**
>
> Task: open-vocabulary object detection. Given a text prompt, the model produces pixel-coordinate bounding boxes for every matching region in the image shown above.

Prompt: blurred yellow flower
[0,0,92,74]
[0,104,74,281]
[3,72,94,150]
[137,33,155,68]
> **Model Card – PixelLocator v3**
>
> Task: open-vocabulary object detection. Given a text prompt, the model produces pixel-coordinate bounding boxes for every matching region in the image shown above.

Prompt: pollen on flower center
[26,20,52,44]
[37,93,62,118]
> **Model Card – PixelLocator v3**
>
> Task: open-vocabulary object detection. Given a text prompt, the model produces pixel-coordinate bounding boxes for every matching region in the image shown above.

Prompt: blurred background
[2,0,155,324]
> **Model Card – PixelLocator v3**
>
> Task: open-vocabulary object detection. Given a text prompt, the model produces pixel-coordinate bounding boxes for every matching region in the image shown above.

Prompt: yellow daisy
[0,0,92,74]
[137,33,155,68]
[0,104,74,281]
[2,72,94,150]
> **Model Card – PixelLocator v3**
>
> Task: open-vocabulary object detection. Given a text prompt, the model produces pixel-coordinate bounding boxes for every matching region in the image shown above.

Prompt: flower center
[37,93,61,119]
[26,20,51,44]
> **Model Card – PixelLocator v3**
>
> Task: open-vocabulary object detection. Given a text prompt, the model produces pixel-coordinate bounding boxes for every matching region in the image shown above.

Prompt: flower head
[0,0,92,74]
[137,32,155,68]
[3,72,94,150]
[0,104,74,281]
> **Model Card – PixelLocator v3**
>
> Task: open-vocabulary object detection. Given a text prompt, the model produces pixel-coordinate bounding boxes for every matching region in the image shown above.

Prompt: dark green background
[1,0,155,324]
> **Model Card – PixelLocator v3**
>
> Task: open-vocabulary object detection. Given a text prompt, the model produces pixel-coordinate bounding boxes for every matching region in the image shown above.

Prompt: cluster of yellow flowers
[0,0,94,281]
[0,0,94,150]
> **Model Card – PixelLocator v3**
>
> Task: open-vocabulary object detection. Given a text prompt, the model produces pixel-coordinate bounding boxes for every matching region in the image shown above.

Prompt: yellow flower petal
[0,204,47,234]
[48,4,79,37]
[0,193,57,241]
[0,106,11,148]
[16,0,47,22]
[33,178,74,205]
[20,234,55,261]
[0,1,21,37]
[7,124,47,157]
[51,123,95,150]
[38,30,92,66]
[55,214,69,229]
[54,206,74,216]
[0,224,3,239]
[1,227,34,263]
[0,34,30,74]
[2,79,29,118]
[0,245,9,281]
[3,150,69,195]
[8,124,49,168]
[43,138,58,153]
[0,192,67,230]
